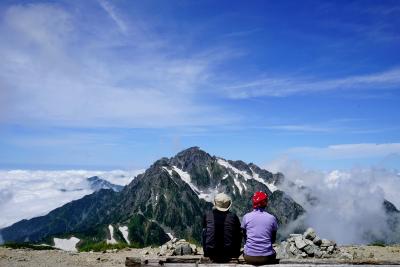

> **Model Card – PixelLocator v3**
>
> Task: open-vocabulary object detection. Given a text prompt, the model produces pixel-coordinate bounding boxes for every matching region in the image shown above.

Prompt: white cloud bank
[265,158,400,244]
[0,169,142,228]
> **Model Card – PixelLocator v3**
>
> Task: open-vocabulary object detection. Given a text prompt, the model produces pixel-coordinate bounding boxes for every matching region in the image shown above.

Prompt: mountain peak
[171,147,213,169]
[87,176,123,192]
[175,146,205,156]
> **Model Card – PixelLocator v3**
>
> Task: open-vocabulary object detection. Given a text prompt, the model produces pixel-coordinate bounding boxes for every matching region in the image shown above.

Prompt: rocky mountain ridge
[1,147,398,249]
[0,147,304,247]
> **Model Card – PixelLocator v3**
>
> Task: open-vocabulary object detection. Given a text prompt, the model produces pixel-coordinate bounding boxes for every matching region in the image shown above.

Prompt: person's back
[202,193,241,262]
[241,191,278,265]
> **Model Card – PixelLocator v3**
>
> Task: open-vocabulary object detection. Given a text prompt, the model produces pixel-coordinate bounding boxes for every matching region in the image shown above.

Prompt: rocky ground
[1,245,400,267]
[1,230,400,267]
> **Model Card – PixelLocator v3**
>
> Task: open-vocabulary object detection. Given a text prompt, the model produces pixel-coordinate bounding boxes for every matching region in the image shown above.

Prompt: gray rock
[321,238,332,247]
[304,239,314,246]
[303,228,317,240]
[303,244,315,256]
[327,246,335,254]
[313,236,322,246]
[275,243,289,259]
[189,244,197,254]
[289,243,300,255]
[340,252,353,260]
[294,236,307,249]
[289,234,302,238]
[314,250,323,258]
[173,243,192,255]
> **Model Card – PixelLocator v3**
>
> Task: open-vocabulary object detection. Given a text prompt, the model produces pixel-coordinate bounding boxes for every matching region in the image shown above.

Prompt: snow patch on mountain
[217,158,278,193]
[106,225,117,244]
[162,167,173,176]
[217,159,252,180]
[233,176,244,194]
[163,166,216,203]
[119,226,130,244]
[250,168,278,192]
[53,236,80,251]
[172,166,200,194]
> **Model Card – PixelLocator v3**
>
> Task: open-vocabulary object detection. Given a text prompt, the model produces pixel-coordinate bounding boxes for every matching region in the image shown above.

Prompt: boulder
[294,236,307,249]
[303,244,315,256]
[158,239,197,256]
[276,228,341,260]
[321,238,333,247]
[173,242,192,256]
[313,236,322,246]
[303,228,317,240]
[314,250,324,258]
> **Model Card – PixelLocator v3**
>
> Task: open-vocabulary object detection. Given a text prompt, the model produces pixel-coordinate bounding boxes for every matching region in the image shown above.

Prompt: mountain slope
[1,147,305,246]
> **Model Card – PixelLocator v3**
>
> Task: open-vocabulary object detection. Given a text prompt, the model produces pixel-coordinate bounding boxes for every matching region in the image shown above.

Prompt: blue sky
[0,0,399,171]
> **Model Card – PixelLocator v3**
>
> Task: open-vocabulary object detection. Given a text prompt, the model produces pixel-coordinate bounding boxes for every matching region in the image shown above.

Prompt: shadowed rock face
[1,147,306,247]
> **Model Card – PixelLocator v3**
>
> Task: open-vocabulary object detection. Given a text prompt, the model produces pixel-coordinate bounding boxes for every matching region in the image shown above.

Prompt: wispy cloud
[221,28,263,38]
[288,143,400,159]
[0,2,237,128]
[98,0,128,35]
[222,67,400,99]
[265,124,334,133]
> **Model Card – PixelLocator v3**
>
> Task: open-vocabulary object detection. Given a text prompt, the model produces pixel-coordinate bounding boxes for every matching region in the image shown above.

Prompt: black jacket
[202,209,242,261]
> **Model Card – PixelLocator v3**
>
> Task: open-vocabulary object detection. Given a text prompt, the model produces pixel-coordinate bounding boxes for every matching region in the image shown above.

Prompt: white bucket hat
[213,193,232,212]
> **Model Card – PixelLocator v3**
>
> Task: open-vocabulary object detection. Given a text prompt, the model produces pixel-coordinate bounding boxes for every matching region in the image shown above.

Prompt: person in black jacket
[202,193,242,262]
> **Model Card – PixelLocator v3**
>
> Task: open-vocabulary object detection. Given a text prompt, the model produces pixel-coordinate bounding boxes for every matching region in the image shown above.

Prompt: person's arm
[271,217,278,243]
[271,230,276,243]
[233,214,242,257]
[202,213,207,255]
[240,215,247,242]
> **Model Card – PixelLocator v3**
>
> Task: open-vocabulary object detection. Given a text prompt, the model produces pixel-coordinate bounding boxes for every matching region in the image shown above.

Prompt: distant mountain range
[0,147,398,248]
[87,176,124,192]
[58,176,124,193]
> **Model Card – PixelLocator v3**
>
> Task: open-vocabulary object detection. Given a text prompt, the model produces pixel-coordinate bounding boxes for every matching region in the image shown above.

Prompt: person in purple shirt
[241,191,278,265]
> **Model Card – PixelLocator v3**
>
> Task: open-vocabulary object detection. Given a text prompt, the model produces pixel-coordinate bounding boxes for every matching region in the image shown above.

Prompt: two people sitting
[202,191,278,265]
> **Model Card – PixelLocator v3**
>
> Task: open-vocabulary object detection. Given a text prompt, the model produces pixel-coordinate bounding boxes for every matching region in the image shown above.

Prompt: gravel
[1,245,400,266]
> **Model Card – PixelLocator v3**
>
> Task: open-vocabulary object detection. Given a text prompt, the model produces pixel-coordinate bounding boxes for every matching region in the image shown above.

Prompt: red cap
[252,191,268,209]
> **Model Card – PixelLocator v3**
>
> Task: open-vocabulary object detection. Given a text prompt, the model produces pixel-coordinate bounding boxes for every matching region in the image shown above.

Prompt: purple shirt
[241,209,278,256]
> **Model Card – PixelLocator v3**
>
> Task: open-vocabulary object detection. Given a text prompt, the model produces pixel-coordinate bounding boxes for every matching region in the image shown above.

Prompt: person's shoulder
[264,211,277,220]
[243,210,254,217]
[226,210,239,218]
[203,210,214,218]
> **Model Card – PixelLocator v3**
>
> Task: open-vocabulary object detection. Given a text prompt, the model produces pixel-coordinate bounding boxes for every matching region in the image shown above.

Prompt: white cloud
[0,169,143,228]
[288,143,400,159]
[98,0,128,35]
[265,124,334,133]
[223,67,400,99]
[265,158,400,244]
[0,2,236,128]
